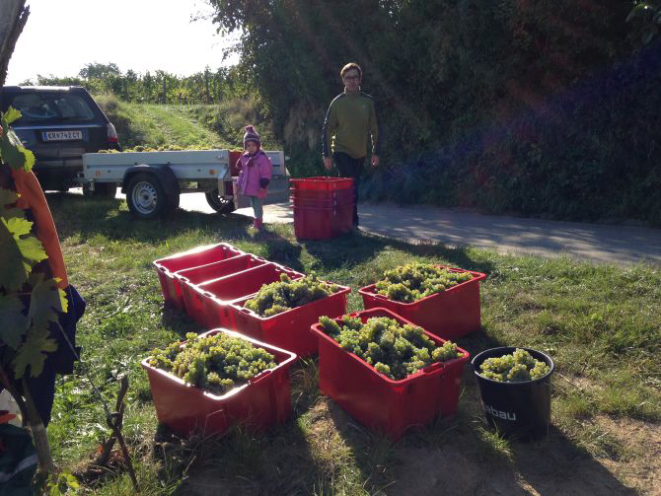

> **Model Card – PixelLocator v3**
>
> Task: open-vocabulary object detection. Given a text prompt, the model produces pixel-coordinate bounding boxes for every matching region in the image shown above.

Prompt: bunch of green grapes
[373,263,474,303]
[479,348,551,383]
[318,316,464,380]
[244,273,340,317]
[98,145,217,153]
[148,332,277,394]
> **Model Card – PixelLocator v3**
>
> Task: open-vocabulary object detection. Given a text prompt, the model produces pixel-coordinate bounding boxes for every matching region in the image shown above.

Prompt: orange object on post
[10,169,68,289]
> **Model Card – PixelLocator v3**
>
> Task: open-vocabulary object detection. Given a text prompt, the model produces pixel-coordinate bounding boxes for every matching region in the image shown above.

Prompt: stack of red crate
[291,177,354,240]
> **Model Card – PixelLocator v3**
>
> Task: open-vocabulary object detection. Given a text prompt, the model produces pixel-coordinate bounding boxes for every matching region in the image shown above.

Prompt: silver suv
[0,86,120,194]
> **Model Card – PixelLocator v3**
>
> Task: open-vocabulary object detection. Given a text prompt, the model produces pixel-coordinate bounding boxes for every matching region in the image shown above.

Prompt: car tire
[126,173,167,219]
[205,189,236,213]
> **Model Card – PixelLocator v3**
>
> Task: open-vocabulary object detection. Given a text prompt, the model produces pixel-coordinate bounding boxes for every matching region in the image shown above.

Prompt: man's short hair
[340,63,362,79]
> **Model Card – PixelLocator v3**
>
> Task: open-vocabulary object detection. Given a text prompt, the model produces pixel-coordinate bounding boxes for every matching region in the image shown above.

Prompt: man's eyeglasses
[343,75,360,81]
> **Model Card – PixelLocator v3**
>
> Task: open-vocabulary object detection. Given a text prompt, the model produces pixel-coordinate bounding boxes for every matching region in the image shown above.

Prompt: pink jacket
[236,150,272,199]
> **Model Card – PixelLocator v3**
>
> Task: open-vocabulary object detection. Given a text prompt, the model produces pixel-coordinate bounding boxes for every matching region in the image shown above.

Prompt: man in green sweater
[322,62,380,227]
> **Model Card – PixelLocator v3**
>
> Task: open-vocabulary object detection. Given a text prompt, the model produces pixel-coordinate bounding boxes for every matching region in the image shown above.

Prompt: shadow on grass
[47,193,252,244]
[301,229,495,276]
[155,421,324,496]
[49,193,494,280]
[252,227,305,273]
[323,358,637,496]
[160,305,203,338]
[143,358,331,496]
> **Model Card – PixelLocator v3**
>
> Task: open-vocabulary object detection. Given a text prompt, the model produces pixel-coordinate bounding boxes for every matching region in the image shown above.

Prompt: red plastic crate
[359,266,488,340]
[311,307,470,440]
[291,196,354,209]
[142,328,296,437]
[229,282,351,357]
[291,177,354,192]
[191,263,305,329]
[229,150,242,176]
[177,254,268,321]
[293,204,353,240]
[153,243,242,309]
[291,188,354,202]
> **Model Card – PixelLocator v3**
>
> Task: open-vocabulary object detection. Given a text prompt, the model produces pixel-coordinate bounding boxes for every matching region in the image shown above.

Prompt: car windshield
[7,92,96,124]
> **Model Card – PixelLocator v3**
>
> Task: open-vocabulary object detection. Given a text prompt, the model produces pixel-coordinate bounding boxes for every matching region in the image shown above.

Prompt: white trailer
[81,149,289,219]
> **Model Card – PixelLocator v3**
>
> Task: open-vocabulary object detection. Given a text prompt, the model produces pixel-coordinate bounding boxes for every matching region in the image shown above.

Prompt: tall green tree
[78,61,121,80]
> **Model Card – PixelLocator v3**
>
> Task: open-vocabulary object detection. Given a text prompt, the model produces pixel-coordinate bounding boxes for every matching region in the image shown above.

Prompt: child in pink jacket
[236,125,272,230]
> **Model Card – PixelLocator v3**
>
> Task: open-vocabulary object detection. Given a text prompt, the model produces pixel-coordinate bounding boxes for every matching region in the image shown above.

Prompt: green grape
[320,316,463,381]
[319,315,342,336]
[374,263,474,302]
[147,332,277,395]
[244,273,340,317]
[479,348,550,383]
[506,363,531,382]
[374,362,392,378]
[530,361,551,380]
[432,341,463,362]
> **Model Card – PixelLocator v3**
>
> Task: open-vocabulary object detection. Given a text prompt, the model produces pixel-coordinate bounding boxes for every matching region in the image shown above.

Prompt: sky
[6,0,239,85]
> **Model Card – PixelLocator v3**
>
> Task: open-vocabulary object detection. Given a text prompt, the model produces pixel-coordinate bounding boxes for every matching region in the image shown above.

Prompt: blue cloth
[2,285,86,427]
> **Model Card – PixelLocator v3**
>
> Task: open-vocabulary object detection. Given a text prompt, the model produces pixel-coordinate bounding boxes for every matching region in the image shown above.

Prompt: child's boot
[254,218,263,230]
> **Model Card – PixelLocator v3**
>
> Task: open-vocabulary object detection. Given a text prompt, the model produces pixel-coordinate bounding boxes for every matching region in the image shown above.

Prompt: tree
[0,0,30,87]
[78,61,121,80]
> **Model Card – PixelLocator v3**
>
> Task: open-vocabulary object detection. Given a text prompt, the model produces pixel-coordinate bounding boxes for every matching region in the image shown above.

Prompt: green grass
[44,193,661,495]
[96,95,231,149]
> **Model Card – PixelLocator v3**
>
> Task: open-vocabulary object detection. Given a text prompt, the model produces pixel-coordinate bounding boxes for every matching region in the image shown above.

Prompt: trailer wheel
[205,189,236,213]
[127,173,167,219]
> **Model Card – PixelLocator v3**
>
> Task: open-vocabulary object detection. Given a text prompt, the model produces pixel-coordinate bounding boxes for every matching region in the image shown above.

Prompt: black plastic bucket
[472,347,555,441]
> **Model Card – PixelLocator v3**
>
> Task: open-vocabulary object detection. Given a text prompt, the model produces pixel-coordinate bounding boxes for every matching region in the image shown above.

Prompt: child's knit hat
[243,125,260,147]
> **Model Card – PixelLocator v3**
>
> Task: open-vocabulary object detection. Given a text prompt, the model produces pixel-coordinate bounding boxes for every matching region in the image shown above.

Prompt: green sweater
[322,90,380,159]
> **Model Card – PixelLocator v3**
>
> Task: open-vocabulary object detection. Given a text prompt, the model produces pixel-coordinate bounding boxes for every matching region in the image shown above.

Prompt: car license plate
[42,130,82,141]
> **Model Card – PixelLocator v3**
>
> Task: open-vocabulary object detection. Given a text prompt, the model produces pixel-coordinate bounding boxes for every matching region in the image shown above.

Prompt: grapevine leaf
[18,236,48,265]
[0,187,24,220]
[0,295,28,349]
[28,274,67,332]
[12,326,58,379]
[5,217,32,238]
[0,109,35,172]
[0,219,29,290]
[3,218,48,266]
[3,107,22,125]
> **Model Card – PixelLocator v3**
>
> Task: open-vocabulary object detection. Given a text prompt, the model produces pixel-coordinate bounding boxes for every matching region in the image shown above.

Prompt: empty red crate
[310,307,470,440]
[293,204,353,240]
[142,328,296,437]
[177,254,268,320]
[229,282,351,357]
[359,266,488,341]
[191,263,305,329]
[153,243,243,309]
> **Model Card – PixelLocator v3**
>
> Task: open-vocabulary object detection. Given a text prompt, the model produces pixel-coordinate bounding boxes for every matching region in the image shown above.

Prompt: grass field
[44,193,660,495]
